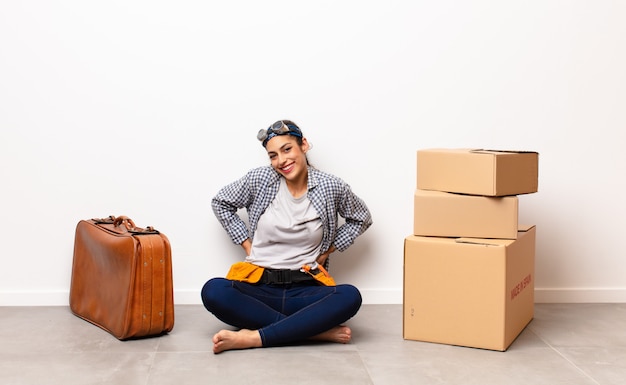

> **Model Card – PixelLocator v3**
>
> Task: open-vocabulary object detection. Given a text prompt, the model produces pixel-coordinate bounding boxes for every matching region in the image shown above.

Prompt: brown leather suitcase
[70,215,174,339]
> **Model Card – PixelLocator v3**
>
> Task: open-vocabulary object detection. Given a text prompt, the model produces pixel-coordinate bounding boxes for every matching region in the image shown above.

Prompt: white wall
[1,1,625,306]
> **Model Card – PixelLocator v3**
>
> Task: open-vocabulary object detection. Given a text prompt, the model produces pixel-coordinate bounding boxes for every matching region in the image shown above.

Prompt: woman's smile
[280,163,295,174]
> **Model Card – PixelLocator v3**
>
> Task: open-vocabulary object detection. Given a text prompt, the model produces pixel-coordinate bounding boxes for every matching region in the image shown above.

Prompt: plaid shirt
[212,166,372,254]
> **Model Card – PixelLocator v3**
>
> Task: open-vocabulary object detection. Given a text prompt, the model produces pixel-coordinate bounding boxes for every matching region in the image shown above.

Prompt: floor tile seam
[541,339,602,385]
[143,351,157,385]
[355,348,376,385]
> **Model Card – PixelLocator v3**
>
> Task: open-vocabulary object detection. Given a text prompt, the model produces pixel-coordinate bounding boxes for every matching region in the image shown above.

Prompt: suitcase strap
[137,235,167,335]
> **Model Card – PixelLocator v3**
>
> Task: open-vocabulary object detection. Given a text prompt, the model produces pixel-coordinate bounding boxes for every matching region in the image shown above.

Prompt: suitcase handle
[114,216,137,230]
[91,215,160,234]
[113,216,160,235]
[93,215,116,224]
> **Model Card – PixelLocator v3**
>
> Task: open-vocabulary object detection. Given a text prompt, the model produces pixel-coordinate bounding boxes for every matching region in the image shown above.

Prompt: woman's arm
[241,238,252,256]
[211,173,254,246]
[333,183,373,252]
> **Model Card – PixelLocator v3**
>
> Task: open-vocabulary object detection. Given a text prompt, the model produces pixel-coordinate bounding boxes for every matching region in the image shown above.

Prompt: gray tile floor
[1,303,625,385]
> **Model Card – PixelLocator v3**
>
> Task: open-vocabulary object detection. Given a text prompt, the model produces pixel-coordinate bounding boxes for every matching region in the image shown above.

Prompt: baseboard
[1,288,625,306]
[534,288,626,303]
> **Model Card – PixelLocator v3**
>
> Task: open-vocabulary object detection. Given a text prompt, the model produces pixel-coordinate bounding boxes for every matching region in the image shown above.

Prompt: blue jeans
[201,278,362,347]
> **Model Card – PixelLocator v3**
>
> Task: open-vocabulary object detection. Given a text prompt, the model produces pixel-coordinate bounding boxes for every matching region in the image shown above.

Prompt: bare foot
[309,325,352,344]
[212,329,262,354]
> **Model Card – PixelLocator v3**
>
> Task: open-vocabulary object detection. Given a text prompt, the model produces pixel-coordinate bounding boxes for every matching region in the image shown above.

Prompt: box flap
[471,149,539,155]
[518,224,535,232]
[455,238,511,246]
[455,225,536,245]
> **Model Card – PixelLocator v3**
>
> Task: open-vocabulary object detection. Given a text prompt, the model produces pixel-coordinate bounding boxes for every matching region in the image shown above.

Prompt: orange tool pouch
[225,262,265,283]
[302,264,336,286]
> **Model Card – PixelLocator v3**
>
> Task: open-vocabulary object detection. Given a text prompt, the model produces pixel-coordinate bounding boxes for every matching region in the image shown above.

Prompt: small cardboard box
[403,225,536,351]
[417,149,538,196]
[414,189,519,239]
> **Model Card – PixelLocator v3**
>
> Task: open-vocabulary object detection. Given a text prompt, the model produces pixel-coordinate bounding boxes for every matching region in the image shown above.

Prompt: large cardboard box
[414,189,519,239]
[417,149,538,196]
[403,225,536,351]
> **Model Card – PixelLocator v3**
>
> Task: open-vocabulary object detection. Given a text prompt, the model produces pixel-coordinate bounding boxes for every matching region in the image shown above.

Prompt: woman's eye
[283,147,292,153]
[269,153,277,160]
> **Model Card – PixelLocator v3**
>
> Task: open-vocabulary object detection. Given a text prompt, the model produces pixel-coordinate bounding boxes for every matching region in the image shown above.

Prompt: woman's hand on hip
[316,246,336,266]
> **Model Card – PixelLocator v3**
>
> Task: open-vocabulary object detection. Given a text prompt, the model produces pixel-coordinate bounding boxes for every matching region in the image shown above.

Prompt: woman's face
[265,134,309,184]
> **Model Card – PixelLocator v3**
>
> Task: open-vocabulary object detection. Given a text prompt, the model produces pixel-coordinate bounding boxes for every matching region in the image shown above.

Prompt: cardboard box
[417,149,538,196]
[414,189,519,239]
[403,225,535,351]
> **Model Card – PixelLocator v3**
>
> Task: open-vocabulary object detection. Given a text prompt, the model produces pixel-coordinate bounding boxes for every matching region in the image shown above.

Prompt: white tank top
[247,178,323,269]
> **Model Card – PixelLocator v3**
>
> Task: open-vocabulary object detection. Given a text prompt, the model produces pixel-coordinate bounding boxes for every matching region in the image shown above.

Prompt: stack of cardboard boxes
[403,149,539,351]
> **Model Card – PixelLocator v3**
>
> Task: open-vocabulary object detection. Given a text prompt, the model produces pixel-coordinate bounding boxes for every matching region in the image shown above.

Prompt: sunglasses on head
[257,120,303,143]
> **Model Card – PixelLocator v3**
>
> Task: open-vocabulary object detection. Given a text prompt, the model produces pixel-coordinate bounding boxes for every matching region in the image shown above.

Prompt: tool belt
[259,268,317,285]
[225,262,336,286]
